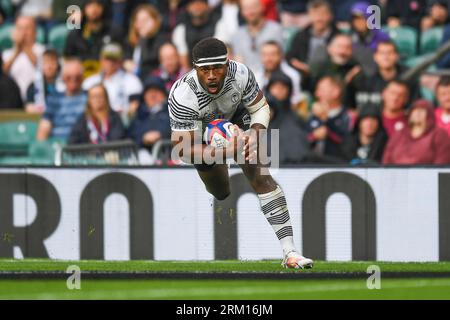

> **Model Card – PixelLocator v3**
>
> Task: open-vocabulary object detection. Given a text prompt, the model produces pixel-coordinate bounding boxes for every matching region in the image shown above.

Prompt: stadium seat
[0,121,38,156]
[28,139,64,165]
[420,86,436,103]
[405,53,437,72]
[48,24,69,54]
[420,27,444,55]
[383,26,418,59]
[0,23,45,50]
[282,27,299,53]
[0,23,13,50]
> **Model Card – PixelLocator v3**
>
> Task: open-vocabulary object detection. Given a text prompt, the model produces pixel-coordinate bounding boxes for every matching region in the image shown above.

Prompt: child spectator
[68,84,125,145]
[307,76,354,160]
[383,99,450,164]
[25,49,64,114]
[340,104,388,164]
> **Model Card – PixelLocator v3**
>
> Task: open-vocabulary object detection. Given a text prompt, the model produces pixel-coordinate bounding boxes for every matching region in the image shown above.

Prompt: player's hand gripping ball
[204,119,236,148]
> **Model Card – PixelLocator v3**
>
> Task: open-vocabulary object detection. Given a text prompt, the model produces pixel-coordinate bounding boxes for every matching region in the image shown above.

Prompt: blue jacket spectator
[437,23,450,68]
[36,59,87,141]
[128,77,171,152]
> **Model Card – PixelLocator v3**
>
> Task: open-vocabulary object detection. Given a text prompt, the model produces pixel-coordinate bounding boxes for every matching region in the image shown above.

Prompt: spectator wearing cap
[257,41,302,108]
[421,0,450,31]
[266,71,311,164]
[64,0,123,74]
[340,104,388,164]
[230,0,283,74]
[2,16,45,100]
[123,4,169,79]
[381,80,409,137]
[172,0,220,69]
[350,2,390,52]
[68,83,125,145]
[36,59,87,141]
[83,43,143,124]
[25,49,64,114]
[286,0,339,84]
[383,99,450,165]
[127,76,171,153]
[151,42,188,93]
[0,52,23,110]
[435,76,450,137]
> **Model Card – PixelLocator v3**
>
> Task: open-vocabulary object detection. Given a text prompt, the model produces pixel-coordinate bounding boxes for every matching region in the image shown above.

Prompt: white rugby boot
[282,250,314,269]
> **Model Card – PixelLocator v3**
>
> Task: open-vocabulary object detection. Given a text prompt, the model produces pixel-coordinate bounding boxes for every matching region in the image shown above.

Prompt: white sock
[258,185,297,256]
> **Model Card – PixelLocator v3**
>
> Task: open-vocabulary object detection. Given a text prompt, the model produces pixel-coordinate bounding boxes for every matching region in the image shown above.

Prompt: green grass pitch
[1,259,450,299]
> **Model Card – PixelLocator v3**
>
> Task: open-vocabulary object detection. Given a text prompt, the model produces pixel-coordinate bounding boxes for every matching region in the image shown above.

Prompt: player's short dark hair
[437,75,450,90]
[192,37,228,65]
[375,40,399,54]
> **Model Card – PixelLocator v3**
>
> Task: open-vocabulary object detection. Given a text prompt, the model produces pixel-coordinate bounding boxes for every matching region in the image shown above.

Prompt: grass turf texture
[0,259,450,299]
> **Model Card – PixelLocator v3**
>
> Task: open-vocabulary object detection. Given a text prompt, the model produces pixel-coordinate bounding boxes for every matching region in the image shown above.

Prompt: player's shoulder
[229,60,253,79]
[170,71,198,100]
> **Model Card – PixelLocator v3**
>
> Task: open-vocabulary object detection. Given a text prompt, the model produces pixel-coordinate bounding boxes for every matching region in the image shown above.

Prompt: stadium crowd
[1,0,450,165]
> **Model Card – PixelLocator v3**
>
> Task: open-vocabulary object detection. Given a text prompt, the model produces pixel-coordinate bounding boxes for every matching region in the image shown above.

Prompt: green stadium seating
[383,26,418,59]
[28,140,61,165]
[0,121,38,156]
[405,53,437,72]
[282,27,299,53]
[48,24,69,54]
[0,23,13,50]
[420,27,444,55]
[0,23,45,51]
[420,86,436,103]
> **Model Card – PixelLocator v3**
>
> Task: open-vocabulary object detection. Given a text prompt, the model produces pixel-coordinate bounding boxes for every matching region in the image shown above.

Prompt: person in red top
[381,80,409,137]
[382,99,450,165]
[435,76,450,137]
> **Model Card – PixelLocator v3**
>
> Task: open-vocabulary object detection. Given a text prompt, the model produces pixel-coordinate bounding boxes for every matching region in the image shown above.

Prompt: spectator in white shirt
[2,16,45,100]
[83,43,143,125]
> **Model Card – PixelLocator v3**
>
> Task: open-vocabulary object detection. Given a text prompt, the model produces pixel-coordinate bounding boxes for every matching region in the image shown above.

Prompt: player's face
[196,64,228,94]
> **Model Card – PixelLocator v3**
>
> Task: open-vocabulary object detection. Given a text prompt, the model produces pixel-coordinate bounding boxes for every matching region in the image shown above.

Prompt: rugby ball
[204,119,234,148]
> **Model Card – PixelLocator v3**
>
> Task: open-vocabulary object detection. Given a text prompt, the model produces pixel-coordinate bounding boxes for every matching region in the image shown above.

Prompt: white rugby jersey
[168,60,260,131]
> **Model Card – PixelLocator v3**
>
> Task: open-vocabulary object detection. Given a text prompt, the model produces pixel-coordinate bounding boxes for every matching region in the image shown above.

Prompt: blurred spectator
[383,99,450,164]
[436,23,450,69]
[153,0,189,34]
[68,84,126,144]
[257,41,302,107]
[124,4,169,78]
[310,33,363,108]
[83,43,143,124]
[151,42,188,93]
[172,0,219,69]
[0,53,23,110]
[2,16,45,100]
[435,75,450,136]
[214,0,240,44]
[421,0,449,31]
[12,0,52,19]
[350,2,390,52]
[64,0,123,76]
[307,76,354,159]
[128,77,171,153]
[381,80,409,136]
[386,0,427,30]
[231,0,283,73]
[357,41,420,107]
[286,0,338,83]
[52,0,84,23]
[37,59,87,141]
[25,49,64,114]
[266,71,311,164]
[340,104,388,164]
[278,0,310,28]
